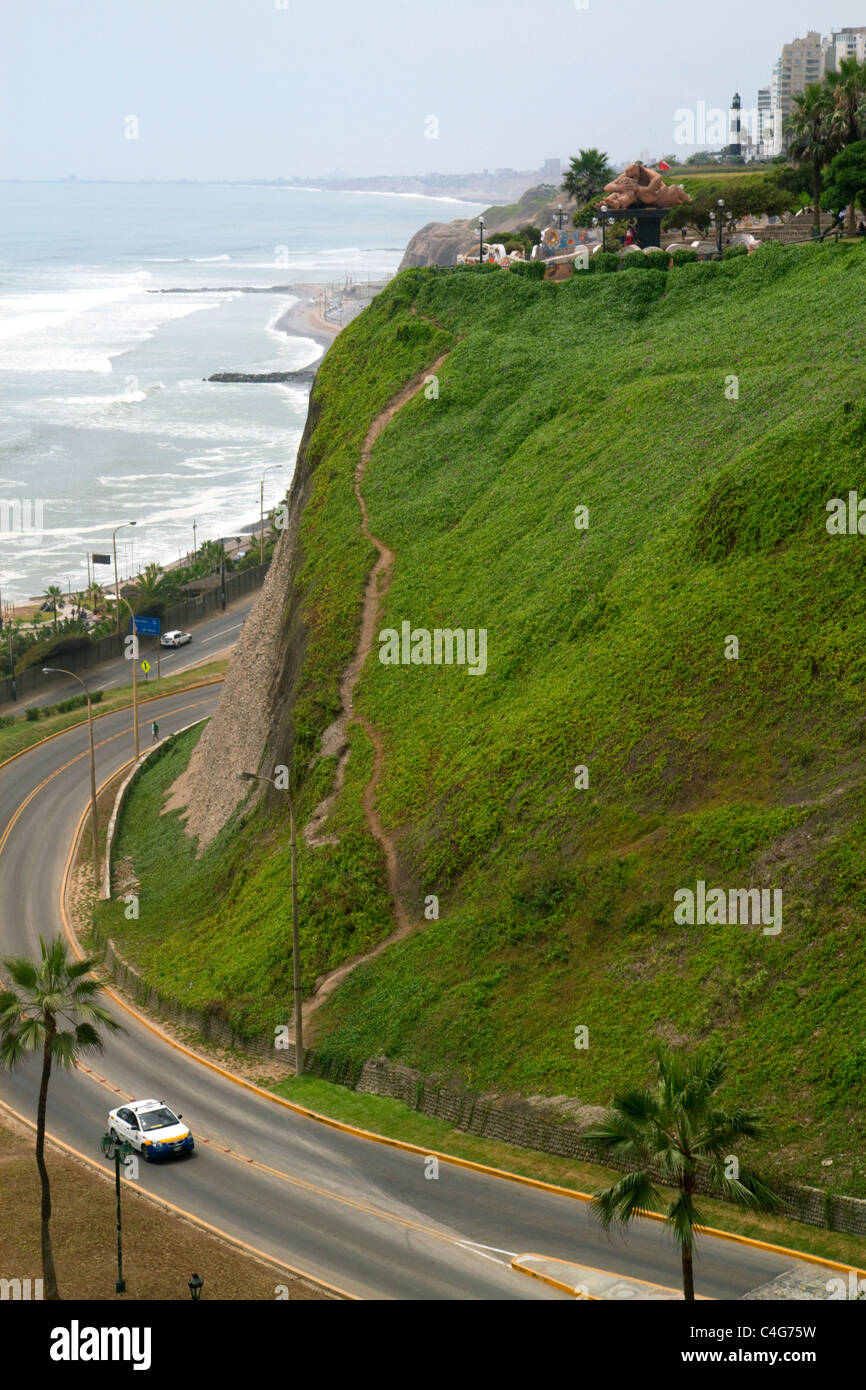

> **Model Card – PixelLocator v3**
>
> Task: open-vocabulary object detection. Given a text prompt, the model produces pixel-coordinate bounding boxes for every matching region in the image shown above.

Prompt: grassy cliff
[97,242,866,1194]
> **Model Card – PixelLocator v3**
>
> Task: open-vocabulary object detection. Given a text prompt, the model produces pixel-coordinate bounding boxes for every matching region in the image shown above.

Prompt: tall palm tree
[42,584,64,631]
[0,937,122,1300]
[825,58,866,231]
[562,149,615,205]
[582,1046,780,1300]
[787,84,842,238]
[131,562,178,606]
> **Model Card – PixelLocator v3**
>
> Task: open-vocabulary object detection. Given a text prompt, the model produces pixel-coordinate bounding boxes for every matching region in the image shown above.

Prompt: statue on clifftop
[601,161,691,211]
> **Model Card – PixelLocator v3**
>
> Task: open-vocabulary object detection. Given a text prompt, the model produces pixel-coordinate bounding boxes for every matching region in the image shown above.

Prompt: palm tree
[0,937,122,1299]
[787,84,842,238]
[582,1046,780,1301]
[42,584,64,631]
[131,562,178,607]
[562,148,615,205]
[825,58,866,231]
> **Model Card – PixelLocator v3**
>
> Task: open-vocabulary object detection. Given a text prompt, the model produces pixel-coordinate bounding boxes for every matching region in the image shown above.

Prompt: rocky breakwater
[208,367,318,384]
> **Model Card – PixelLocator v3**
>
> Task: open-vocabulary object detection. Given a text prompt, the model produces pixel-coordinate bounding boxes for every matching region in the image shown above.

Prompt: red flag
[659,160,671,171]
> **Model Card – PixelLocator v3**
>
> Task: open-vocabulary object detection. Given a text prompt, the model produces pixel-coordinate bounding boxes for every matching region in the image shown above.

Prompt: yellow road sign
[140,659,151,674]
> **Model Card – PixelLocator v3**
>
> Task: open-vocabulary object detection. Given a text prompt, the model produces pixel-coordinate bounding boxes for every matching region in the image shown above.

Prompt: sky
[0,1,857,180]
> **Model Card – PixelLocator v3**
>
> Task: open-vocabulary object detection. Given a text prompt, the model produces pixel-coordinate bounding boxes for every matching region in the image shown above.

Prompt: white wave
[143,254,232,263]
[62,382,164,407]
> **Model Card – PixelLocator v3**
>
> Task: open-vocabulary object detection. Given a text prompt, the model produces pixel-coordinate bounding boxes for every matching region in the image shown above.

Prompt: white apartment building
[823,26,866,71]
[770,31,824,154]
[765,25,866,155]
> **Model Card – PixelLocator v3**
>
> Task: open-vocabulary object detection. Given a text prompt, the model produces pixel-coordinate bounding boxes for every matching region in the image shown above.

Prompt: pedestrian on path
[152,720,159,744]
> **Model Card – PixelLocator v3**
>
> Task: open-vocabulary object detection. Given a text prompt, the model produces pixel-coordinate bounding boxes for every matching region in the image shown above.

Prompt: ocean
[0,181,481,606]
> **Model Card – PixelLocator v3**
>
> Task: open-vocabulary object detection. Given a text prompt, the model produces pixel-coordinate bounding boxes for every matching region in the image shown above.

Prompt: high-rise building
[757,87,774,160]
[542,157,561,179]
[823,26,866,71]
[770,30,824,154]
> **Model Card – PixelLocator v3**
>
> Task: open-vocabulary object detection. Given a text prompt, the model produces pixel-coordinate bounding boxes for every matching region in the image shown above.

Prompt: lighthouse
[729,92,742,157]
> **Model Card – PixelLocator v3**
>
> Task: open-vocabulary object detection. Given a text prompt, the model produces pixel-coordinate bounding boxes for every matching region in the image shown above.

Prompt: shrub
[508,259,546,280]
[644,249,671,272]
[591,252,619,274]
[0,714,14,729]
[723,244,748,260]
[671,247,699,265]
[25,706,40,721]
[622,251,651,271]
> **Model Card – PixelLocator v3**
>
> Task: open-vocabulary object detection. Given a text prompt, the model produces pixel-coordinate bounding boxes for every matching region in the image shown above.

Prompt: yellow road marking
[0,1094,358,1301]
[5,687,864,1287]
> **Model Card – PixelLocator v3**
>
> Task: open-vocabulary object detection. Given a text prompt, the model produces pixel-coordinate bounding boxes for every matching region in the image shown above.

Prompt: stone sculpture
[601,162,691,211]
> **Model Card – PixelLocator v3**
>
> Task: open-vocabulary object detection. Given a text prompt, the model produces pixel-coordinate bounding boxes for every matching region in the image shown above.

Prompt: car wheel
[109,1128,119,1142]
[141,1146,151,1162]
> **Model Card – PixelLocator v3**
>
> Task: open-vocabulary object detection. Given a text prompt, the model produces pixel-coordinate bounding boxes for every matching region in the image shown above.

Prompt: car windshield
[139,1107,179,1132]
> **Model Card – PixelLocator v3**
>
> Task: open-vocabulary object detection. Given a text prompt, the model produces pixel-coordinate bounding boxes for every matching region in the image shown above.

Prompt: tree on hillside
[42,585,63,631]
[822,141,866,234]
[0,937,122,1300]
[562,149,614,205]
[825,58,866,231]
[582,1046,781,1301]
[787,84,843,238]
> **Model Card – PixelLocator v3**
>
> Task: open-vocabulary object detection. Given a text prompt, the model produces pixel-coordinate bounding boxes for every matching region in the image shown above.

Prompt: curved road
[0,688,831,1300]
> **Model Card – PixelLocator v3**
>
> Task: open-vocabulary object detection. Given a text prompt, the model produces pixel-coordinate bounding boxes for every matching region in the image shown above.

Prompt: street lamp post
[477,216,485,264]
[717,199,725,258]
[192,520,197,561]
[100,1133,133,1293]
[556,204,567,233]
[7,626,17,703]
[111,521,137,636]
[238,769,303,1075]
[114,595,141,761]
[43,667,99,883]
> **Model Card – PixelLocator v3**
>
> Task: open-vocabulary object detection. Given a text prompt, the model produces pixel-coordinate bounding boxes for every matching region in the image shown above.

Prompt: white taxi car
[160,630,192,648]
[108,1099,195,1160]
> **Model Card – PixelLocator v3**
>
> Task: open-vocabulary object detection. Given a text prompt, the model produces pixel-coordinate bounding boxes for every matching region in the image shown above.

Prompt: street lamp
[111,521,137,636]
[259,467,284,565]
[598,204,615,252]
[716,199,725,258]
[7,624,17,703]
[100,1132,134,1293]
[238,768,303,1075]
[556,204,567,233]
[477,215,485,263]
[114,593,141,762]
[188,1273,204,1301]
[43,667,99,883]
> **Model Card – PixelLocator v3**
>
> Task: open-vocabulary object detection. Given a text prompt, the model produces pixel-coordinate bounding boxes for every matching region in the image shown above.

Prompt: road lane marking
[0,678,224,773]
[201,622,243,644]
[25,687,864,1290]
[0,695,219,853]
[0,1094,358,1301]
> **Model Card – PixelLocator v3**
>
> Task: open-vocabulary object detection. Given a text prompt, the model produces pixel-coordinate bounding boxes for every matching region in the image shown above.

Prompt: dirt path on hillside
[300,343,452,1027]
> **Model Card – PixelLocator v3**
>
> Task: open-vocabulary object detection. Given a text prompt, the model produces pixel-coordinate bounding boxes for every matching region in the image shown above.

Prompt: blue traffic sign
[131,616,161,635]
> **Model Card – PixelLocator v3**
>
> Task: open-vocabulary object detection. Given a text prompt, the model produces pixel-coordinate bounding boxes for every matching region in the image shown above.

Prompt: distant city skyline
[0,2,860,182]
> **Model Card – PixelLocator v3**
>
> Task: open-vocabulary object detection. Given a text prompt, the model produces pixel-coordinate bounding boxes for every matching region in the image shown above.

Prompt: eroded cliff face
[164,398,320,849]
[398,187,578,269]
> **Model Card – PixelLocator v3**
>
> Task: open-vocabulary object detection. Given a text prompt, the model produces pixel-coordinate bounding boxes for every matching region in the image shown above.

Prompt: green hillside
[97,241,866,1195]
